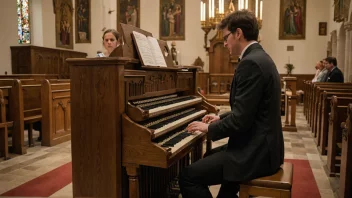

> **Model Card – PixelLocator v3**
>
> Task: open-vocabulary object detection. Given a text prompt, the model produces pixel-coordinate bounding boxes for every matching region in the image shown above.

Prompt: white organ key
[170,131,202,154]
[149,97,202,114]
[153,110,206,137]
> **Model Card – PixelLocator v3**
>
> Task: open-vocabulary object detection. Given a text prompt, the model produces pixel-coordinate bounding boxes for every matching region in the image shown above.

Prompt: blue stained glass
[17,0,31,44]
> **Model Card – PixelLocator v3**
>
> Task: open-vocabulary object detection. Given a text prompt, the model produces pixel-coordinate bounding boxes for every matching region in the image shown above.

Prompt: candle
[245,0,248,9]
[220,0,223,14]
[212,0,214,17]
[200,1,202,21]
[221,0,224,13]
[203,2,206,20]
[256,0,258,17]
[260,0,263,19]
[238,0,240,10]
[209,0,212,18]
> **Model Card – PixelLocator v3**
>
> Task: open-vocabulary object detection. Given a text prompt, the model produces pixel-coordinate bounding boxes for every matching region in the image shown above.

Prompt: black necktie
[238,58,241,62]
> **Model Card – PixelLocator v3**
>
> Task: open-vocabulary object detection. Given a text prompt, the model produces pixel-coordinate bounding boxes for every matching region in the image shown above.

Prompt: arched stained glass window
[17,0,31,44]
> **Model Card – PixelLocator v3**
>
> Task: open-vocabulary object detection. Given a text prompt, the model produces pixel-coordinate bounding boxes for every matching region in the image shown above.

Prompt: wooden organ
[67,23,218,198]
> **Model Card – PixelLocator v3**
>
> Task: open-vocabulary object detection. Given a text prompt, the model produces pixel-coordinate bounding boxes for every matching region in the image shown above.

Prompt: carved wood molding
[345,22,352,31]
[334,0,350,22]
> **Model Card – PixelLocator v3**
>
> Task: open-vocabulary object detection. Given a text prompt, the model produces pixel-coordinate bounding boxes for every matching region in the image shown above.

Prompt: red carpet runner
[284,159,321,198]
[1,159,320,197]
[1,162,72,197]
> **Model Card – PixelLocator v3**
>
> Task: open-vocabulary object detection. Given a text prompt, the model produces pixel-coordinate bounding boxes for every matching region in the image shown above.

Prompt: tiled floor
[0,105,338,197]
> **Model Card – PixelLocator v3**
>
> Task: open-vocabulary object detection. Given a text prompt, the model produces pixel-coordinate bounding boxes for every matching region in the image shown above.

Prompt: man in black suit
[179,10,284,198]
[324,57,344,82]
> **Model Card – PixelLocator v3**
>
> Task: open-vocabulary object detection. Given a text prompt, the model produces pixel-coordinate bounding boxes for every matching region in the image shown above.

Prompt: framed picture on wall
[319,22,327,36]
[118,0,140,28]
[279,0,306,40]
[54,0,74,49]
[159,0,185,41]
[75,0,91,43]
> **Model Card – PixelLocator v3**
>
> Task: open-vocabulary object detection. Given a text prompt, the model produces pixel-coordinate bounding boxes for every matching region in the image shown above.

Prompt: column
[344,29,350,81]
[345,23,352,82]
[331,30,338,57]
[337,29,346,74]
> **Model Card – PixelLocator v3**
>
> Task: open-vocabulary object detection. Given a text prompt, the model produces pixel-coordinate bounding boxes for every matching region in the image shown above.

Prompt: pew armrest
[24,115,42,124]
[0,121,13,128]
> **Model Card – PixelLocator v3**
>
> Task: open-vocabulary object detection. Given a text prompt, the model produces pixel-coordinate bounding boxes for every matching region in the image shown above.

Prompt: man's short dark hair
[325,57,337,66]
[217,10,259,41]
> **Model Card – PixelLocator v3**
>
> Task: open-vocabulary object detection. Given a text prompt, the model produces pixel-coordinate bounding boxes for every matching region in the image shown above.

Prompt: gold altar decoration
[200,0,263,50]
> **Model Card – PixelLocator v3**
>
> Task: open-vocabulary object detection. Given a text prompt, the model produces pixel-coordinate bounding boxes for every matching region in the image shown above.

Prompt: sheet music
[132,31,156,66]
[147,37,167,67]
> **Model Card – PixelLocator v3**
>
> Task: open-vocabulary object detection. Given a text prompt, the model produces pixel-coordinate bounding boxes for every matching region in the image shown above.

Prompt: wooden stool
[239,162,293,198]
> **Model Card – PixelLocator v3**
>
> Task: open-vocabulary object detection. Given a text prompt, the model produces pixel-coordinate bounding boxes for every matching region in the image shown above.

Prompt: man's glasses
[223,32,231,41]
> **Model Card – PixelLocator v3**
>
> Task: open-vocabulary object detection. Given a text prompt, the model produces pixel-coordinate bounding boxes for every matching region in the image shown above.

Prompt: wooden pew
[21,80,42,147]
[0,89,13,160]
[314,90,352,142]
[325,96,352,176]
[306,83,352,124]
[0,78,68,155]
[317,92,352,154]
[340,105,352,198]
[310,85,352,129]
[0,79,43,154]
[41,79,71,146]
[0,80,26,154]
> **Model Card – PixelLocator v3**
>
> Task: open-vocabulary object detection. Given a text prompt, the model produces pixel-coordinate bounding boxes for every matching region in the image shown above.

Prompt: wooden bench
[311,87,352,136]
[325,96,352,176]
[305,82,352,124]
[239,162,293,198]
[317,92,352,154]
[0,78,70,155]
[0,89,13,160]
[339,105,352,198]
[41,79,71,146]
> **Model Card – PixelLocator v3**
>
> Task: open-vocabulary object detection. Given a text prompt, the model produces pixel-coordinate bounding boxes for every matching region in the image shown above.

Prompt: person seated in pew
[316,59,329,82]
[312,60,323,82]
[96,29,121,57]
[179,10,284,198]
[324,56,344,83]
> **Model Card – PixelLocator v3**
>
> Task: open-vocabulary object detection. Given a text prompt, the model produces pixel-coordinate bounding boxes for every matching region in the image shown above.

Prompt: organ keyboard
[123,91,217,198]
[127,94,203,121]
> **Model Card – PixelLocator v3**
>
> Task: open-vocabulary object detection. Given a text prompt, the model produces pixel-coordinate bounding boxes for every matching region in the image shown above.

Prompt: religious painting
[54,0,74,49]
[279,0,306,40]
[118,0,140,28]
[75,0,91,43]
[319,22,327,36]
[159,0,185,41]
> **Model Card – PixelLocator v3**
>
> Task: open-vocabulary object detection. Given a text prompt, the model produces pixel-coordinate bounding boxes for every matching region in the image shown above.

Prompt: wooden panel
[11,45,87,78]
[0,74,59,80]
[196,72,209,94]
[67,58,127,198]
[0,89,12,160]
[41,80,71,147]
[340,104,352,198]
[280,74,314,91]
